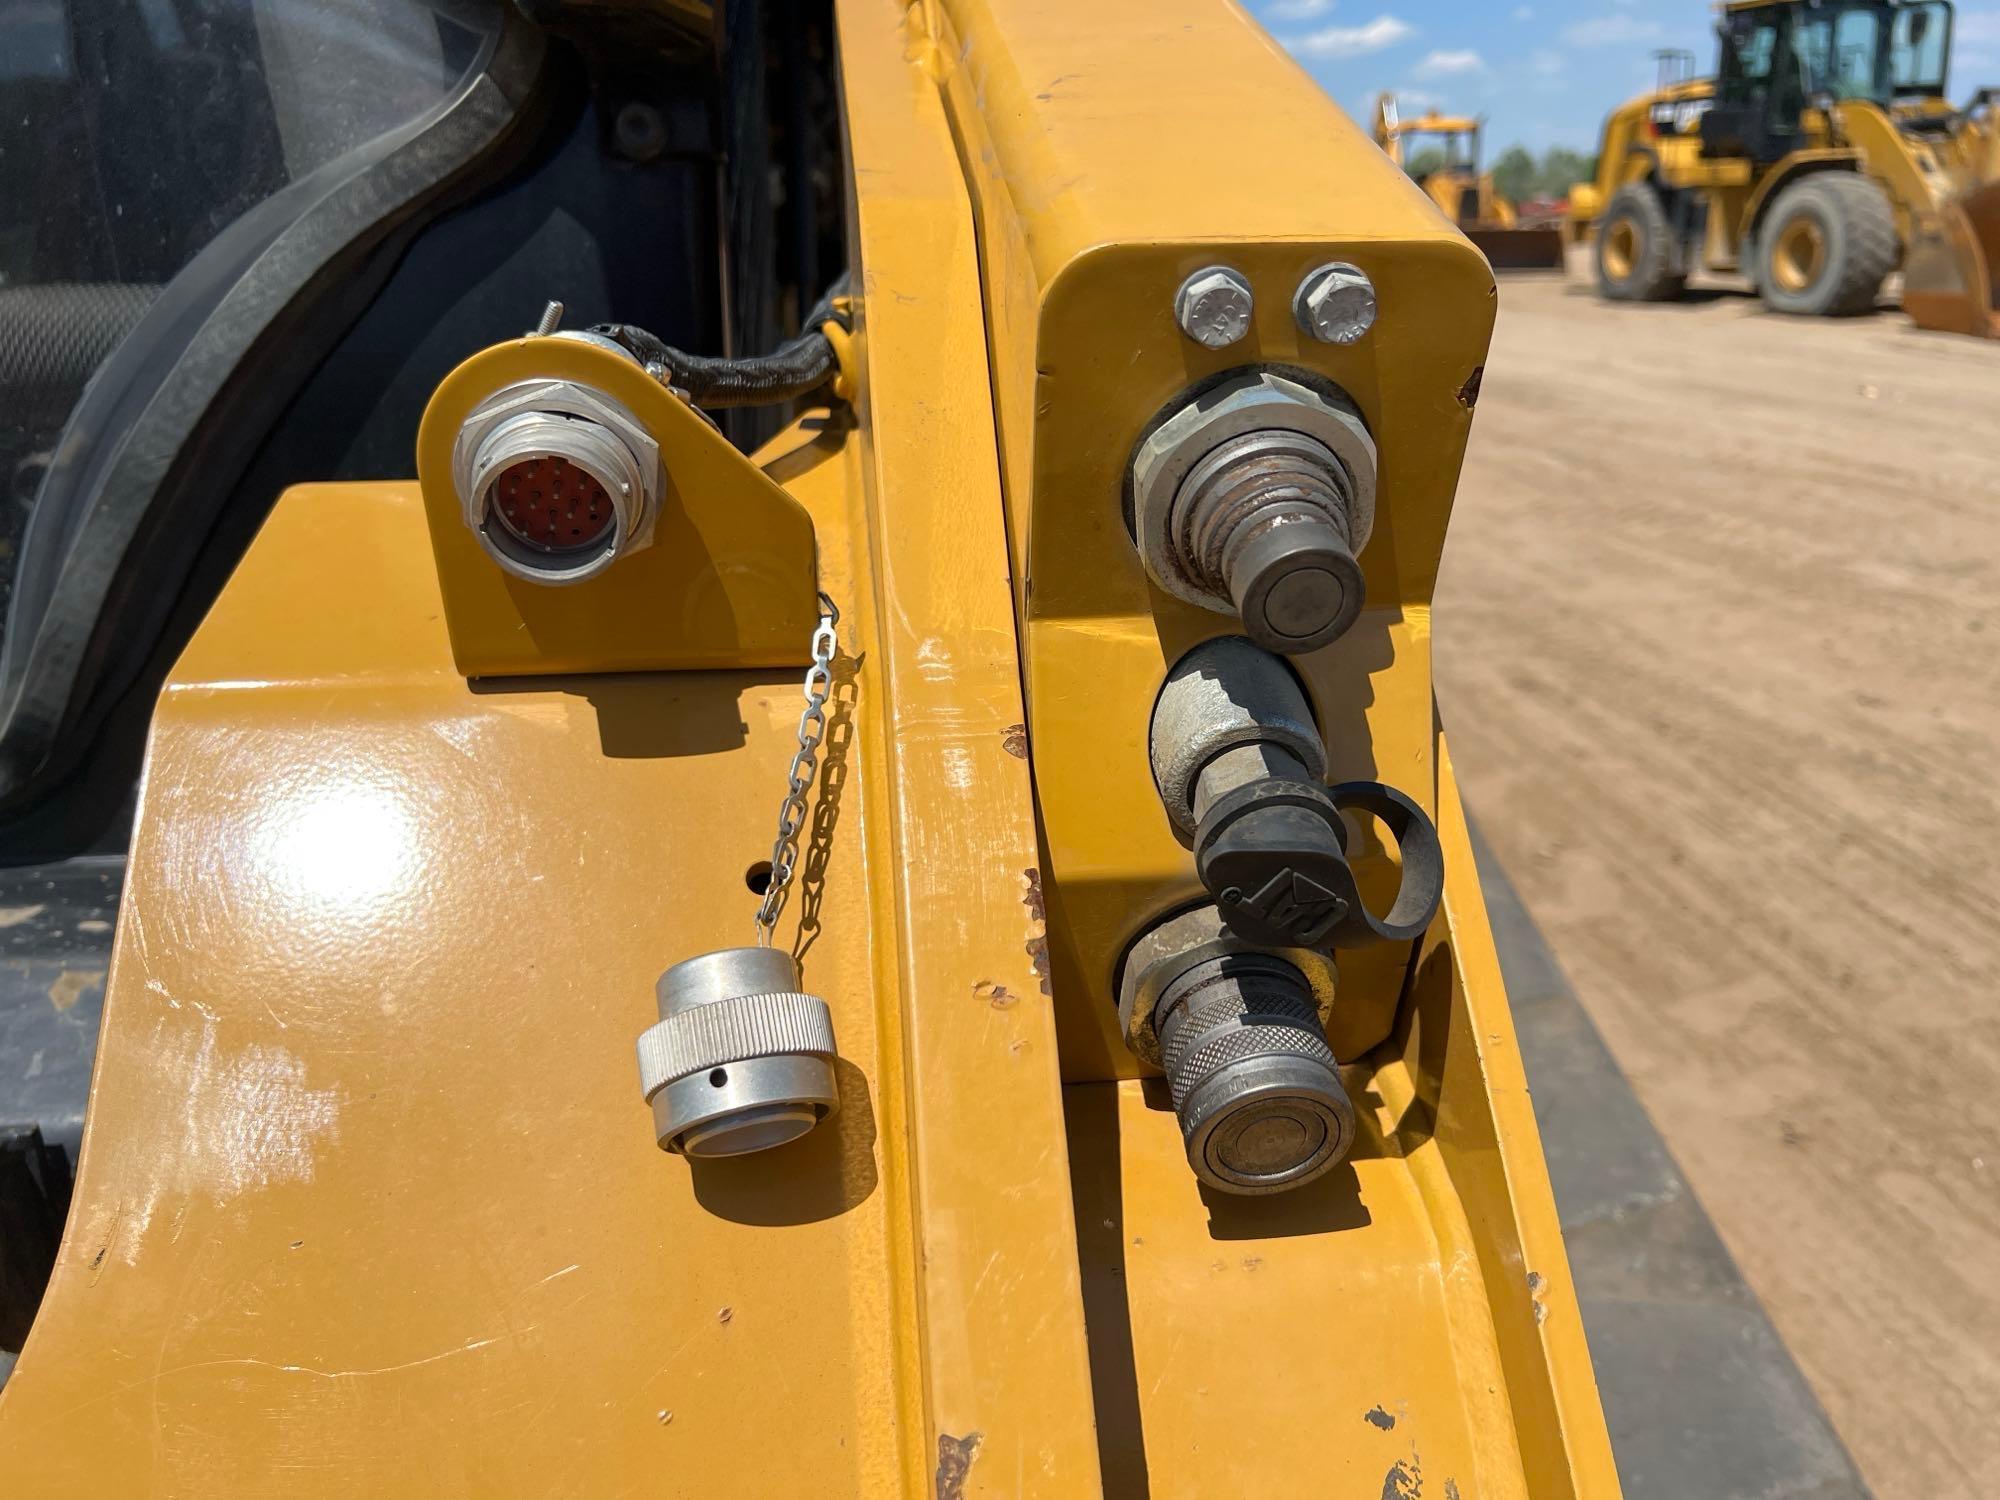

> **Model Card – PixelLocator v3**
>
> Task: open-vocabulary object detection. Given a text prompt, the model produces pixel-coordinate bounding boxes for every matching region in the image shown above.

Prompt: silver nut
[1294,262,1377,345]
[1174,266,1255,349]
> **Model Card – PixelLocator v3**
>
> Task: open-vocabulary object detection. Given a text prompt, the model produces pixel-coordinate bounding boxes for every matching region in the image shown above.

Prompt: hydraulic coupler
[1149,637,1442,950]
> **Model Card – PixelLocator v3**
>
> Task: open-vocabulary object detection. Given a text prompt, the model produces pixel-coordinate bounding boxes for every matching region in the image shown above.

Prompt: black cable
[592,276,850,410]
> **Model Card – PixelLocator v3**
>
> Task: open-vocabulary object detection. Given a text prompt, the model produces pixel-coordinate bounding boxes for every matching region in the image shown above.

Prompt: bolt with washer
[1174,266,1255,349]
[1294,262,1377,345]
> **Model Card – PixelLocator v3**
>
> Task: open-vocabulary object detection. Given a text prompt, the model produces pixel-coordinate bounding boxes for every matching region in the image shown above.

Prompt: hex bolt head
[1293,262,1377,345]
[1174,266,1255,349]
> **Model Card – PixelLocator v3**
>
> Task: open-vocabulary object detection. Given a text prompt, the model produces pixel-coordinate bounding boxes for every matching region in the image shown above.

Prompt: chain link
[755,593,841,944]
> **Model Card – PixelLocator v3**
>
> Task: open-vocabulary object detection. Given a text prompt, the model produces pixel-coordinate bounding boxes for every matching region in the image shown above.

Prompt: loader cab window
[1794,11,1887,101]
[1892,2,1952,97]
[1707,17,1799,161]
[1719,20,1779,101]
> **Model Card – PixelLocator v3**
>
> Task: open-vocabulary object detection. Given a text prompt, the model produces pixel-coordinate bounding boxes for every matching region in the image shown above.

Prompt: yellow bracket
[414,334,819,677]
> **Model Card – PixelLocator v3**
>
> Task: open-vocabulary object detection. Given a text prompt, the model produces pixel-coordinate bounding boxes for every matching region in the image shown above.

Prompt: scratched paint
[119,1014,344,1262]
[915,637,954,683]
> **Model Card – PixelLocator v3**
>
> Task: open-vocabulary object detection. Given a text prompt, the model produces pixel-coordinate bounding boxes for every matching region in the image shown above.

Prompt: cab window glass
[1893,2,1950,93]
[1720,21,1778,103]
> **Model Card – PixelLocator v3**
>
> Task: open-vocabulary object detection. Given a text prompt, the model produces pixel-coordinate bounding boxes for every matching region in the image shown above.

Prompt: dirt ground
[1434,262,2000,1499]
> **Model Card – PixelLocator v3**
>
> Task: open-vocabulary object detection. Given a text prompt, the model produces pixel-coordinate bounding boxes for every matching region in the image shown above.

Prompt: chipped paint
[935,1430,982,1498]
[46,968,104,1012]
[1365,1405,1396,1431]
[1000,723,1028,758]
[1381,1454,1423,1499]
[1020,868,1045,923]
[1025,937,1051,996]
[973,980,1018,1009]
[1020,869,1051,995]
[1527,1270,1549,1325]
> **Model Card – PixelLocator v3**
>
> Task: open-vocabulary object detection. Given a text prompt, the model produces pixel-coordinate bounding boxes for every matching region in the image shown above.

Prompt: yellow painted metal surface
[0,5,1101,1488]
[1070,749,1610,1499]
[416,335,820,677]
[0,1,1617,1493]
[921,1,1618,1491]
[0,482,911,1495]
[929,0,1491,1079]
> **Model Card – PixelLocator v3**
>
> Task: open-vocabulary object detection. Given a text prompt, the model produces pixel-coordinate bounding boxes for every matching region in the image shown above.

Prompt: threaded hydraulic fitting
[1172,430,1364,653]
[1129,371,1377,657]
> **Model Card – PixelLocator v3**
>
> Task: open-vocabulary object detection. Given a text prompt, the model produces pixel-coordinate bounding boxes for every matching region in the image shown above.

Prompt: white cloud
[1266,0,1337,20]
[1416,48,1485,76]
[1510,5,1534,18]
[1283,14,1416,59]
[1561,15,1665,46]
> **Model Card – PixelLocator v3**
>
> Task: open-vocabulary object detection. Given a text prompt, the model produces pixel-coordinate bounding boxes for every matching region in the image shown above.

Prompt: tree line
[1404,145,1597,204]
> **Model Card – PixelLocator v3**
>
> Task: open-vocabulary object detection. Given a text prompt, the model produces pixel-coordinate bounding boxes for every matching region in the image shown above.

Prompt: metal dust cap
[636,947,839,1158]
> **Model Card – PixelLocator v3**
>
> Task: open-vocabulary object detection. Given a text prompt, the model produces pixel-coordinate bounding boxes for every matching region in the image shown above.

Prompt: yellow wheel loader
[1373,93,1568,270]
[0,1,1642,1494]
[1568,0,2000,335]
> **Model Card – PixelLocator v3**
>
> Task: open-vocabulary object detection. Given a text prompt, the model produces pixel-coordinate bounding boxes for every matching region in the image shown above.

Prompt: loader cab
[1701,1,1956,162]
[1393,114,1483,184]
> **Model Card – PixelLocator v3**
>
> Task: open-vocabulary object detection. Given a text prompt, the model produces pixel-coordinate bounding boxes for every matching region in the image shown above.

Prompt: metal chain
[755,593,841,944]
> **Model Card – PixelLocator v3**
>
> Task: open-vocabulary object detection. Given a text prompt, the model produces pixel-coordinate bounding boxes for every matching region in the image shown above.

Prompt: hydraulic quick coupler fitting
[1150,637,1444,950]
[1119,906,1354,1195]
[1130,371,1377,656]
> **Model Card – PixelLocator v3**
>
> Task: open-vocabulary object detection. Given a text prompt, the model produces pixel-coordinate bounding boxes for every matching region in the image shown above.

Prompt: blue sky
[1238,0,2000,153]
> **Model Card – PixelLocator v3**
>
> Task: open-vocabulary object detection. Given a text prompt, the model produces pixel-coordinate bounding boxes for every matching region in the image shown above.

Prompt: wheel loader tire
[1754,173,1899,317]
[1595,183,1685,302]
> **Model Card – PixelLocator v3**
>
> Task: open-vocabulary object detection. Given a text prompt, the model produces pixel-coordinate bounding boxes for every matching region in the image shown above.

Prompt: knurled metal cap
[636,947,839,1158]
[1154,952,1355,1195]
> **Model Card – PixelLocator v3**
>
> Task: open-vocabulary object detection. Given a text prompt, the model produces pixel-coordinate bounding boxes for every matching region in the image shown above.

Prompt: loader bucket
[1902,180,2000,337]
[1467,224,1568,271]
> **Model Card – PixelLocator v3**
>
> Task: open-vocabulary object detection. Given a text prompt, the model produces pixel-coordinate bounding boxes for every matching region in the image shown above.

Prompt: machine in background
[1373,92,1569,272]
[1567,0,2000,335]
